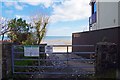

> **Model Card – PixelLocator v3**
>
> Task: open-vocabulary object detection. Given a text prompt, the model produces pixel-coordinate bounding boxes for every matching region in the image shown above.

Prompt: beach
[53,47,72,52]
[0,36,72,52]
[41,38,72,52]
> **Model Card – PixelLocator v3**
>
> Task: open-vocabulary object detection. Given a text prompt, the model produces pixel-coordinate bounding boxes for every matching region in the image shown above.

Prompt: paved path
[33,53,95,78]
[52,54,95,72]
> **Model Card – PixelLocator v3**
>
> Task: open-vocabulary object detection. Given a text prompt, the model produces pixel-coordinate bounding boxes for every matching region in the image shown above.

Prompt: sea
[0,36,72,45]
[43,36,72,41]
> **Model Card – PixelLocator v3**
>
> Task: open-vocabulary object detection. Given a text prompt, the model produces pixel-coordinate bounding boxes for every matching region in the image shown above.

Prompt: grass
[15,60,37,66]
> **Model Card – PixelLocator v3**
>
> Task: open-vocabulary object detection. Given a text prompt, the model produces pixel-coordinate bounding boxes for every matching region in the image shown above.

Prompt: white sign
[24,45,39,57]
[45,45,53,53]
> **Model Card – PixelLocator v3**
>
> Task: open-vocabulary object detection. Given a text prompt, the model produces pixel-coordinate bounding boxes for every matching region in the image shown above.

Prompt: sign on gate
[24,45,39,57]
[45,45,53,53]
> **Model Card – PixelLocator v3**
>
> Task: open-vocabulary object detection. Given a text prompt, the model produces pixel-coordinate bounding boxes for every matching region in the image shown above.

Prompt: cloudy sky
[0,0,91,36]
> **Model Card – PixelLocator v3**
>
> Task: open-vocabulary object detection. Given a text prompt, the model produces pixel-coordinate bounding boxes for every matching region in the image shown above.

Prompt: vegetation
[32,15,49,45]
[0,16,49,78]
[7,18,31,44]
[0,15,49,45]
[23,15,49,45]
[0,15,49,79]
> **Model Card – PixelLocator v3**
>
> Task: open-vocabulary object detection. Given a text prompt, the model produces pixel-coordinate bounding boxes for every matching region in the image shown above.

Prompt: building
[73,0,120,49]
[72,0,120,79]
[72,0,120,51]
[89,0,120,30]
[72,1,120,78]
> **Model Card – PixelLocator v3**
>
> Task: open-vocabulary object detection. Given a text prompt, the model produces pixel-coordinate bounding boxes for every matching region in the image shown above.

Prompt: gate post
[0,43,2,80]
[11,45,14,77]
[95,42,117,79]
[117,43,120,79]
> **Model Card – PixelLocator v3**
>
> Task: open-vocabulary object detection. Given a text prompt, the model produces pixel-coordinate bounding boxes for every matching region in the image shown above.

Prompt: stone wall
[2,42,12,79]
[0,43,2,80]
[95,42,117,78]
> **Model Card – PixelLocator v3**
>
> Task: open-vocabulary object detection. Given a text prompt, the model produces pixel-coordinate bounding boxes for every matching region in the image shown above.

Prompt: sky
[0,0,91,36]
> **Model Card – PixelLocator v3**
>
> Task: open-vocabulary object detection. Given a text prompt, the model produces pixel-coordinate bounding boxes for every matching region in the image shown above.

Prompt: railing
[12,45,95,76]
[89,12,97,26]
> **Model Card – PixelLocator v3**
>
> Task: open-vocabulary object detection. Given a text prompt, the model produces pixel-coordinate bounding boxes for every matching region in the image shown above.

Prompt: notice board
[24,45,39,57]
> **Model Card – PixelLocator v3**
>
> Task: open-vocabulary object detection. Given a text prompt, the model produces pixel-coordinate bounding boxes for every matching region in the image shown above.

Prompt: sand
[41,39,72,45]
[41,39,72,52]
[53,47,72,52]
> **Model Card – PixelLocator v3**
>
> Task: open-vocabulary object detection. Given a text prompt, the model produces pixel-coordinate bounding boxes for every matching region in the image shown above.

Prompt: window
[92,2,96,14]
[94,3,96,13]
[89,1,97,26]
[73,34,80,38]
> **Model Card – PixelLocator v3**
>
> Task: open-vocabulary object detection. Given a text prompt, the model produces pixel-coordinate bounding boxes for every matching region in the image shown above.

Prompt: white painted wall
[118,1,120,26]
[98,2,118,29]
[92,1,120,30]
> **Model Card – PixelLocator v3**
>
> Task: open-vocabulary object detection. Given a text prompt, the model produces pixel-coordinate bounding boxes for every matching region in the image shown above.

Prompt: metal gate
[12,45,95,78]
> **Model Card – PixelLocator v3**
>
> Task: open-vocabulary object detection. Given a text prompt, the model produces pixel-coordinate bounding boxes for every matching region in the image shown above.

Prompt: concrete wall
[0,43,2,80]
[72,27,119,52]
